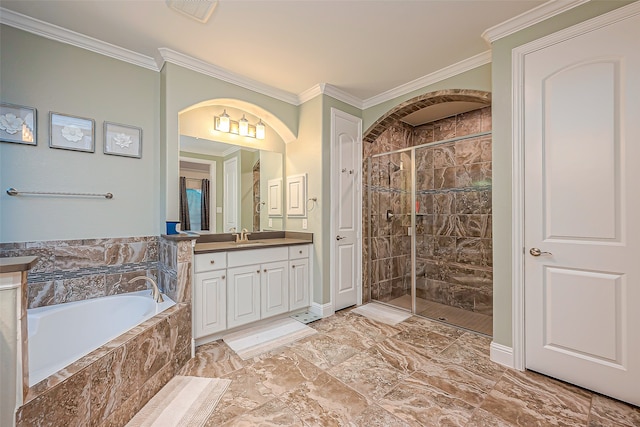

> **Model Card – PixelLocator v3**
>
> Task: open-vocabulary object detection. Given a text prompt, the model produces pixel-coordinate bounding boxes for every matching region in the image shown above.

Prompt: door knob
[336,235,346,241]
[529,248,552,257]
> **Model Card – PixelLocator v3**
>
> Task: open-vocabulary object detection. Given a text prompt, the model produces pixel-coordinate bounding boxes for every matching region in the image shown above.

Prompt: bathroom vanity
[192,232,313,344]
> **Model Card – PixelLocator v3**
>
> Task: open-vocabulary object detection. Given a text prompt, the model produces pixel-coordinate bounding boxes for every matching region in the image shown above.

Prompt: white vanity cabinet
[227,247,289,328]
[289,246,310,311]
[193,243,312,340]
[193,252,227,337]
[227,264,261,329]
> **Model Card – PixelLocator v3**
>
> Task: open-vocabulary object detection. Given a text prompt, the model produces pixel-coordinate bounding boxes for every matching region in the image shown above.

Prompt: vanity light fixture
[216,109,230,133]
[256,119,266,140]
[239,114,249,136]
[213,111,266,140]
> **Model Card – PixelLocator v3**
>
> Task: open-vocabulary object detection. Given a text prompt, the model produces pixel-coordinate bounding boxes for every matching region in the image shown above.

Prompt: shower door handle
[529,248,552,257]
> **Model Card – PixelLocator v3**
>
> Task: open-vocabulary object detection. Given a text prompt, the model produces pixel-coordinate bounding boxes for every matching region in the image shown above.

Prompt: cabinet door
[194,270,226,338]
[227,265,261,328]
[289,258,309,311]
[261,260,289,318]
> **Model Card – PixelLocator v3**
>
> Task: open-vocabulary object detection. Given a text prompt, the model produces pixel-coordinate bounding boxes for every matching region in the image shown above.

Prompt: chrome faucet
[240,228,250,242]
[130,276,164,303]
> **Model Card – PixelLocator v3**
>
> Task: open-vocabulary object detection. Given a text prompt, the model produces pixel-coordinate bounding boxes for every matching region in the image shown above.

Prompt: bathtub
[27,290,175,386]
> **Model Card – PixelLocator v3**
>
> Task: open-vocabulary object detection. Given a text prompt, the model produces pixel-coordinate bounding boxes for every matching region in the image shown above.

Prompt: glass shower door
[367,149,414,311]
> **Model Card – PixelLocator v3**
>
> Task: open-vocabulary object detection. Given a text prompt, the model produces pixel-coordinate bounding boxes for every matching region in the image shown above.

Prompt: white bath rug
[126,376,231,427]
[352,303,412,326]
[223,317,317,360]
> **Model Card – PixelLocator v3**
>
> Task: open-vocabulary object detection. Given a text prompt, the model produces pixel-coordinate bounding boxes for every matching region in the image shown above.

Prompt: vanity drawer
[195,252,227,273]
[289,245,309,260]
[227,247,288,268]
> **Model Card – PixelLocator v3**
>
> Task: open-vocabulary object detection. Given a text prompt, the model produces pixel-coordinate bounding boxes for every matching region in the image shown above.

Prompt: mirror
[178,105,284,233]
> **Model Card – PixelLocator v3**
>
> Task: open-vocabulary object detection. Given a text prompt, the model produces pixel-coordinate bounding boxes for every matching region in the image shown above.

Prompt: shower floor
[385,294,493,336]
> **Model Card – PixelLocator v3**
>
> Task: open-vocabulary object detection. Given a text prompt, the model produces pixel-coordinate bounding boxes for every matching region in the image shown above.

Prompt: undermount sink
[233,241,265,247]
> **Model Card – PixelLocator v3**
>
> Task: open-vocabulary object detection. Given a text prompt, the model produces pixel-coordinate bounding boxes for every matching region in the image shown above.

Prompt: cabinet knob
[299,250,302,254]
[221,275,225,280]
[264,269,267,273]
[257,270,260,274]
[210,260,215,264]
[292,265,296,269]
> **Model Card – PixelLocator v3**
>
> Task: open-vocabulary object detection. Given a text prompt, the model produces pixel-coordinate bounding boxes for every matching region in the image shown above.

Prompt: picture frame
[0,102,37,145]
[49,112,95,152]
[103,121,142,158]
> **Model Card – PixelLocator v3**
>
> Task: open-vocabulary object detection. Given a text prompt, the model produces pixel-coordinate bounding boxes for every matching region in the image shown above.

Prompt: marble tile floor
[386,294,493,336]
[177,308,639,426]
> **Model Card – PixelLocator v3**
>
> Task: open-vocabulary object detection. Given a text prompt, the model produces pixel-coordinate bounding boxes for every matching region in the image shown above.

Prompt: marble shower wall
[0,236,159,309]
[364,107,493,315]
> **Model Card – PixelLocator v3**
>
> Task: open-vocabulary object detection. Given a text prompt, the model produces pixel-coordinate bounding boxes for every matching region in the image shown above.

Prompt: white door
[331,108,362,311]
[523,7,640,406]
[223,157,239,232]
[261,261,289,318]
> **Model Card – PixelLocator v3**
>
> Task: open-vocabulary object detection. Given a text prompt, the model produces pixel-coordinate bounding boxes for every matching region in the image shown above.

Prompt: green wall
[490,0,634,347]
[286,96,323,302]
[0,25,160,242]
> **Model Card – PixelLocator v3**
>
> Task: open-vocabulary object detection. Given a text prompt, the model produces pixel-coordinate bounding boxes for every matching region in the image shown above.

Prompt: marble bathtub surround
[158,235,197,304]
[364,106,493,333]
[0,236,160,309]
[177,307,640,426]
[16,302,192,427]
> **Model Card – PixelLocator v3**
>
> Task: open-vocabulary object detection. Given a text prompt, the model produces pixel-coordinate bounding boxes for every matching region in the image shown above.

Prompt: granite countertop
[0,256,39,273]
[194,231,313,254]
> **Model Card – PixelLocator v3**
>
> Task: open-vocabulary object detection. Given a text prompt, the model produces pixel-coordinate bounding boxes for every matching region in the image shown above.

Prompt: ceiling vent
[166,0,218,24]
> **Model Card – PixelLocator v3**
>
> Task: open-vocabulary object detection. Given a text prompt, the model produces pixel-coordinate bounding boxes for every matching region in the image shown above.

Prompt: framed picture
[49,112,95,152]
[103,121,142,158]
[0,103,37,145]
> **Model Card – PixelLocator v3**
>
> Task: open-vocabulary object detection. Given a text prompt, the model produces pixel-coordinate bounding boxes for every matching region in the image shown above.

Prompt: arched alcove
[363,89,491,143]
[180,98,296,144]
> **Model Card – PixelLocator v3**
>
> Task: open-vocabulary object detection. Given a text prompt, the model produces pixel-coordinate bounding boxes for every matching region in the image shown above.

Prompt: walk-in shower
[364,106,493,335]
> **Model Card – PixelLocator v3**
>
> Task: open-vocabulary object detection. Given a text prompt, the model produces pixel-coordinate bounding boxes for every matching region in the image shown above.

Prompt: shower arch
[363,89,491,143]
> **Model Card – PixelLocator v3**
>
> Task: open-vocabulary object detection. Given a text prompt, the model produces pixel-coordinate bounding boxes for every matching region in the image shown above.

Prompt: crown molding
[0,7,159,71]
[321,84,363,109]
[481,0,590,44]
[298,83,363,108]
[362,50,492,110]
[298,84,323,104]
[157,48,299,106]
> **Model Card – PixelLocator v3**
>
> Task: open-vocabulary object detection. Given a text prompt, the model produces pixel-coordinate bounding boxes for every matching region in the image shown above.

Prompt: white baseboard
[490,341,514,369]
[310,302,334,318]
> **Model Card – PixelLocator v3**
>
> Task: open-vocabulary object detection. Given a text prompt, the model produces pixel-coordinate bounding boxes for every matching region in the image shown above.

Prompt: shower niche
[364,102,493,336]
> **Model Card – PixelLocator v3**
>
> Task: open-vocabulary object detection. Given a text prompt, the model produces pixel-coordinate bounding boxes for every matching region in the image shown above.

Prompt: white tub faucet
[130,276,164,303]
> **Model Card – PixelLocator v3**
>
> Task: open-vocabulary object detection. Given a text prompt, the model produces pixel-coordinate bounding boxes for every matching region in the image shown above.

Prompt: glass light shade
[256,119,266,140]
[239,114,249,136]
[217,109,230,133]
